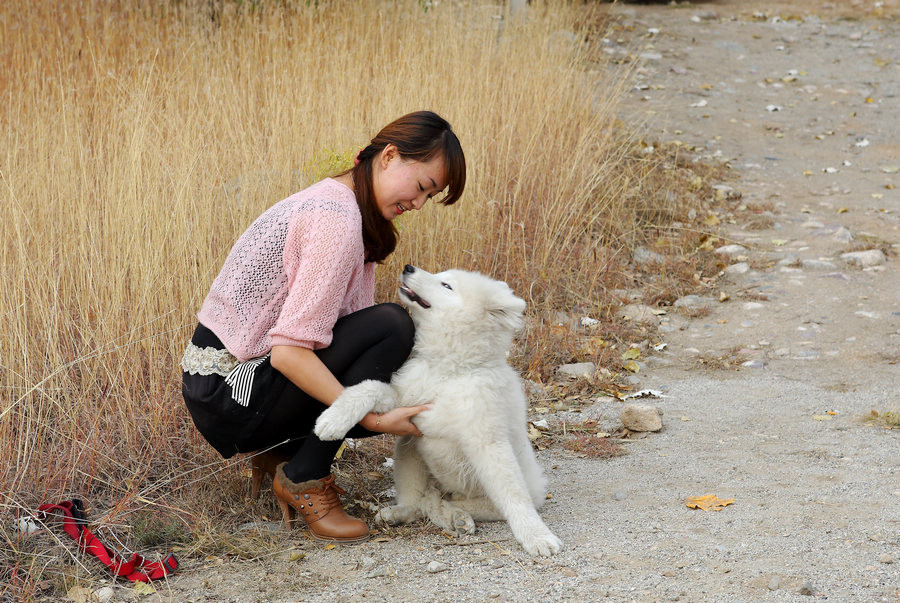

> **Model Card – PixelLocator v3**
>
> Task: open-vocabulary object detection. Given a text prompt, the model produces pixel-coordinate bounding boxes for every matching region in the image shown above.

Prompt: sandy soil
[93,3,897,601]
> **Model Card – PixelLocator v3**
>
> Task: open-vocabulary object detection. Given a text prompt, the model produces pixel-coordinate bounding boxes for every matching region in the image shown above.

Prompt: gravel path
[135,3,898,601]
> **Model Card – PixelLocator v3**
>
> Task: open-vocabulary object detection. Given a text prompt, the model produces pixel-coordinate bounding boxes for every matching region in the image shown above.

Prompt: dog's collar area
[399,285,431,309]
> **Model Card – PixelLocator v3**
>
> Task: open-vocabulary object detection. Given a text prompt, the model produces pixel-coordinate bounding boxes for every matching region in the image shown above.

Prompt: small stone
[743,302,765,310]
[557,362,595,379]
[832,227,853,243]
[767,576,780,591]
[614,491,628,501]
[741,360,765,369]
[801,259,837,271]
[427,561,449,573]
[841,249,886,267]
[801,220,825,229]
[634,246,665,265]
[725,262,750,275]
[879,553,893,564]
[366,566,390,578]
[621,404,663,432]
[798,582,815,596]
[360,556,377,571]
[663,569,676,577]
[715,244,748,257]
[619,304,660,324]
[94,587,115,603]
[674,295,708,309]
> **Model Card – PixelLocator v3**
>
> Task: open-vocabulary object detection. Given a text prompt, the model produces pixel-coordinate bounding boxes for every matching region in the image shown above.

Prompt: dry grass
[0,0,722,594]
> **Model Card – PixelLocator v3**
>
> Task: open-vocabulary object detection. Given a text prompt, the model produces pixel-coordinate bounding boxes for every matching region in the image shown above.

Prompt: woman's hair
[349,111,466,264]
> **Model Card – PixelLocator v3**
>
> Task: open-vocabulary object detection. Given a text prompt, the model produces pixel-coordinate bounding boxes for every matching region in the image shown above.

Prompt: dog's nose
[403,264,416,274]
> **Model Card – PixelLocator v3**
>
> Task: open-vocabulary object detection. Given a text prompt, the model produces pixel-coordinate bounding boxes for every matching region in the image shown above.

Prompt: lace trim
[181,343,240,377]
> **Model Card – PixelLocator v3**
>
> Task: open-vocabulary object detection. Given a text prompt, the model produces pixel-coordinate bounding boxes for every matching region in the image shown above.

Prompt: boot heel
[277,497,294,530]
[250,462,264,499]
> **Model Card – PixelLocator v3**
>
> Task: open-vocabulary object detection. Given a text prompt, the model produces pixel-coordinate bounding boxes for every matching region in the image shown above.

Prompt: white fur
[317,266,561,557]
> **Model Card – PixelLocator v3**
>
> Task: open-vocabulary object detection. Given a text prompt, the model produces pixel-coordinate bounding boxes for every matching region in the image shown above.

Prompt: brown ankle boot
[248,450,291,499]
[272,463,370,543]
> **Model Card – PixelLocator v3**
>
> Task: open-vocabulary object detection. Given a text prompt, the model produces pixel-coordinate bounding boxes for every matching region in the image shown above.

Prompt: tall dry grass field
[0,0,686,563]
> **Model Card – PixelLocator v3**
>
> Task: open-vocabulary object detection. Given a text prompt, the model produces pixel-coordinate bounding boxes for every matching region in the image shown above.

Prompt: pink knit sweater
[198,178,375,362]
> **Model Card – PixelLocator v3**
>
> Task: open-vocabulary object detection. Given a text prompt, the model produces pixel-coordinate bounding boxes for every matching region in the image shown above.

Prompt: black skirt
[182,323,287,458]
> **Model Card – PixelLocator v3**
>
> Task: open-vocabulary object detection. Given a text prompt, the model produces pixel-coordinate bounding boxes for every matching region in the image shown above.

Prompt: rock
[634,246,665,265]
[619,304,660,324]
[715,244,748,257]
[767,576,780,591]
[621,404,663,432]
[801,259,837,271]
[832,227,853,243]
[725,262,750,276]
[879,553,894,564]
[743,302,764,310]
[801,220,824,229]
[360,556,377,571]
[557,362,595,379]
[614,491,628,501]
[741,360,766,369]
[798,582,815,596]
[366,566,390,578]
[94,587,115,603]
[427,561,449,573]
[840,249,886,267]
[673,295,707,309]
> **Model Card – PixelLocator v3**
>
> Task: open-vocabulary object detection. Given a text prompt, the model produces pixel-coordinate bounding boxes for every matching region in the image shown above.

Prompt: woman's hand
[361,405,432,436]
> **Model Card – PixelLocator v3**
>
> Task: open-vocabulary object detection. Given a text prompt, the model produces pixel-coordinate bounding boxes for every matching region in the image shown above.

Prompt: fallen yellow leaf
[813,415,832,421]
[622,348,641,360]
[325,544,336,551]
[837,207,849,214]
[685,494,734,511]
[623,360,640,373]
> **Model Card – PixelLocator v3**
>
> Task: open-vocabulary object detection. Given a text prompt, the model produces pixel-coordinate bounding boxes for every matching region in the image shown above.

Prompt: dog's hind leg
[447,495,503,521]
[420,486,475,536]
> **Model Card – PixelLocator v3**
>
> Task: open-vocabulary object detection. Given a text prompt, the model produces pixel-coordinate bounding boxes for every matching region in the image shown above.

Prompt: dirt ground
[68,2,898,601]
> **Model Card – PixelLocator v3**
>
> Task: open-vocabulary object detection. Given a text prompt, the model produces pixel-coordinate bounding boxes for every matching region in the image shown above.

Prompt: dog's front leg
[460,440,561,557]
[314,380,398,441]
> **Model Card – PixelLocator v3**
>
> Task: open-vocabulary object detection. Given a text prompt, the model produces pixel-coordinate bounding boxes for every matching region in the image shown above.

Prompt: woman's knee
[375,303,415,354]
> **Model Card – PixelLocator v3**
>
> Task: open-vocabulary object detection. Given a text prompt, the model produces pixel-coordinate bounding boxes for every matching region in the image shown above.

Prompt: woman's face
[372,144,448,221]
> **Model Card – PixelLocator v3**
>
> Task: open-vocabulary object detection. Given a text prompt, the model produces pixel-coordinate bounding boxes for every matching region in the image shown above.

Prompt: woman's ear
[380,144,398,169]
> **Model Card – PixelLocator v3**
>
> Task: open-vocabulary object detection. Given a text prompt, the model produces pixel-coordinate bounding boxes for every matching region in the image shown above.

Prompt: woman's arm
[270,344,425,436]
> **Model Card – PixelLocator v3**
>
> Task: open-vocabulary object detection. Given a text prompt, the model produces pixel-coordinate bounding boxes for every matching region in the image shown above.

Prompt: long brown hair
[348,111,466,264]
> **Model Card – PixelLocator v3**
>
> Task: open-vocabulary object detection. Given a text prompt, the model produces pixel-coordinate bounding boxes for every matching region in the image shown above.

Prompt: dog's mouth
[399,285,431,309]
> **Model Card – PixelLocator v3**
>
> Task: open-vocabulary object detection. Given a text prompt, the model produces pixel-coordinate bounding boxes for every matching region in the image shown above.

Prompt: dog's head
[398,265,526,354]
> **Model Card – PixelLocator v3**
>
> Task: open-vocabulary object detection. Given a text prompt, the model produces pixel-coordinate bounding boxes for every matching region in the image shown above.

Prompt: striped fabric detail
[224,355,270,407]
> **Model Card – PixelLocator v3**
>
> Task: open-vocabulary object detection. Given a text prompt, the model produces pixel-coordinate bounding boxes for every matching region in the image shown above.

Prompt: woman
[181,111,466,543]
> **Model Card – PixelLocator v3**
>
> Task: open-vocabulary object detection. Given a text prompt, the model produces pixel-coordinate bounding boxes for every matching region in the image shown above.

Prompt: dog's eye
[441,282,452,290]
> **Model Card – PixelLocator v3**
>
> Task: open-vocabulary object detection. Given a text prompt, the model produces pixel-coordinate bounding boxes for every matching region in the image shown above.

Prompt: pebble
[743,302,765,310]
[619,304,660,324]
[801,220,824,229]
[715,244,748,257]
[674,295,708,309]
[879,553,893,564]
[801,259,837,271]
[741,360,765,369]
[767,576,780,591]
[832,227,853,243]
[614,491,628,501]
[840,249,886,267]
[366,566,390,578]
[557,362,595,378]
[93,586,115,603]
[360,556,377,571]
[725,262,750,275]
[427,561,450,573]
[798,582,815,596]
[621,404,663,432]
[634,246,665,265]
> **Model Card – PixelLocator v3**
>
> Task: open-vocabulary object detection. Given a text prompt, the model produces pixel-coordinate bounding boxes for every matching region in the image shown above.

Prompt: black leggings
[239,303,414,482]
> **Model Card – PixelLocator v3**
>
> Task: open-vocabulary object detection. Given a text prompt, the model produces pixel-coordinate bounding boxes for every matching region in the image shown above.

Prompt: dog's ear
[488,289,527,331]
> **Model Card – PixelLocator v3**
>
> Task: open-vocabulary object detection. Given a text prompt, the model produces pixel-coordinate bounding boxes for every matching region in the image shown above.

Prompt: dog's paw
[374,504,420,526]
[313,410,353,441]
[427,502,475,537]
[450,507,476,536]
[520,530,562,557]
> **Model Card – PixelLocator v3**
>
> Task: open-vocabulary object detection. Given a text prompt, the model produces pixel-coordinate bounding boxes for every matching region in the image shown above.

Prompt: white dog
[315,265,561,557]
